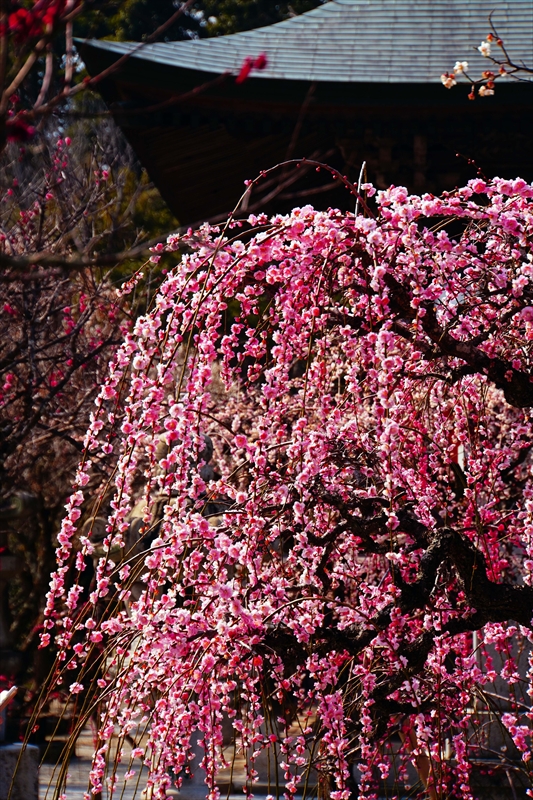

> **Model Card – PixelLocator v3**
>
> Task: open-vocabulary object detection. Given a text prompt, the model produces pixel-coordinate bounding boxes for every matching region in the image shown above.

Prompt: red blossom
[236,52,268,84]
[235,56,253,84]
[6,116,36,142]
[253,52,268,71]
[8,0,68,41]
[8,8,41,41]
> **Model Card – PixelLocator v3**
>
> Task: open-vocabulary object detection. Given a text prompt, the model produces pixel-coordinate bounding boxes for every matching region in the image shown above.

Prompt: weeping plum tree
[41,174,533,799]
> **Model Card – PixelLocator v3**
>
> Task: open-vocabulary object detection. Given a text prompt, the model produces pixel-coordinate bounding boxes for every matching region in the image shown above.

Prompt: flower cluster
[44,177,533,798]
[4,0,72,42]
[441,29,530,99]
[236,52,268,84]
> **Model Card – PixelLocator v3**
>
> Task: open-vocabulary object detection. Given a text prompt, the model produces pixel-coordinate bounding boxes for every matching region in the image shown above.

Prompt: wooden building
[79,0,533,224]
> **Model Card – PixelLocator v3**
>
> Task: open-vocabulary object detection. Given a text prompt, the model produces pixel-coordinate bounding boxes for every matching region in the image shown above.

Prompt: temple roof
[82,0,532,84]
[78,0,533,224]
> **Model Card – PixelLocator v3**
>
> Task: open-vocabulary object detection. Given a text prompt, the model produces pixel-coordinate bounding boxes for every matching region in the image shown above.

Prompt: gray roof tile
[82,0,533,83]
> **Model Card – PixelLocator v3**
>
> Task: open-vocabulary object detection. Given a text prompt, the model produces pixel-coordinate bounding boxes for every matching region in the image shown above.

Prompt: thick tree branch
[0,233,177,272]
[385,273,533,408]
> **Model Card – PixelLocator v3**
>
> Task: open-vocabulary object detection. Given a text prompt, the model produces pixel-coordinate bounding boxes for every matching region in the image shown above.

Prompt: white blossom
[441,73,457,89]
[479,85,495,97]
[453,61,469,74]
[478,41,491,57]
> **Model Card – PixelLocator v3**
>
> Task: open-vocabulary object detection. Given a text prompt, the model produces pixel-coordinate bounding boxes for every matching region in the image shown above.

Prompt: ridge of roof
[79,0,533,84]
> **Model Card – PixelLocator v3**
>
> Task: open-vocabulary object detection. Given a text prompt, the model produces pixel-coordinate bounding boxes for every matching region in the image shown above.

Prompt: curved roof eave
[78,0,533,84]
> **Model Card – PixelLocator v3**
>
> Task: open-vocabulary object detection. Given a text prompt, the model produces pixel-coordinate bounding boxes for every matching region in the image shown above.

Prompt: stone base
[0,743,39,800]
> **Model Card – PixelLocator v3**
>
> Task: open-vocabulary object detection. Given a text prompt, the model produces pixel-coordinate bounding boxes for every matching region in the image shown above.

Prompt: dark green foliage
[74,0,325,43]
[200,0,325,37]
